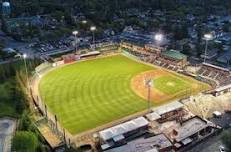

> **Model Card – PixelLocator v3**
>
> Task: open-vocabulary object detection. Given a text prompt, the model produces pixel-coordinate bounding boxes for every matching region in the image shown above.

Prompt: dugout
[80,51,100,59]
[160,49,188,68]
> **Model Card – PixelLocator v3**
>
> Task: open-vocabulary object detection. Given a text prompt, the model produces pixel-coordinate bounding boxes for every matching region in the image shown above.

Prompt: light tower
[72,30,79,53]
[155,33,163,48]
[2,1,11,17]
[203,33,213,63]
[90,26,96,51]
[145,78,153,112]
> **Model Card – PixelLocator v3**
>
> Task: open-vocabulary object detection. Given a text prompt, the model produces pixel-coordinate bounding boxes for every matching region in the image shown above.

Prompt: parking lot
[31,38,73,54]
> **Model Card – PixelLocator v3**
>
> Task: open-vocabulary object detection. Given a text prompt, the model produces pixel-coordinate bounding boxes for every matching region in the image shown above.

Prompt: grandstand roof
[145,112,161,121]
[215,84,231,92]
[161,49,187,60]
[152,101,184,116]
[152,101,184,115]
[121,39,145,47]
[99,117,148,141]
[202,63,230,72]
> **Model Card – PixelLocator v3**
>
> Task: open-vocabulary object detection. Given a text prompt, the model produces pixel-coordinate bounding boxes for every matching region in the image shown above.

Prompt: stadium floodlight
[145,79,153,112]
[90,26,96,50]
[72,30,79,52]
[21,53,29,91]
[90,26,96,31]
[203,33,213,63]
[23,53,27,59]
[155,33,163,42]
[82,20,87,24]
[72,30,78,36]
[204,33,213,41]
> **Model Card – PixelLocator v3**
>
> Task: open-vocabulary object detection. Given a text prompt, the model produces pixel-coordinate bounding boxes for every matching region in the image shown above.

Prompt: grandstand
[35,62,52,75]
[120,41,188,73]
[160,50,188,68]
[95,42,119,53]
[197,63,231,87]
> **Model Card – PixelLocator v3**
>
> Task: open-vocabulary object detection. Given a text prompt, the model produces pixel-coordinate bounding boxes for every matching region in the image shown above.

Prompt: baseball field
[39,54,209,134]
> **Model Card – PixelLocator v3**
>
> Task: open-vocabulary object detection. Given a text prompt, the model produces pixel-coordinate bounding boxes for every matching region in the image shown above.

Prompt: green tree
[223,22,231,32]
[222,130,231,150]
[12,131,39,152]
[182,43,191,55]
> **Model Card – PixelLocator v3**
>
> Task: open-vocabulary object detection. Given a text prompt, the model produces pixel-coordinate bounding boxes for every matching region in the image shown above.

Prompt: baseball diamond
[39,54,209,134]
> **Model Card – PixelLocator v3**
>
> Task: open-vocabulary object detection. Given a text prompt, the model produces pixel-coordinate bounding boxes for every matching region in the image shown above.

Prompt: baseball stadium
[37,43,210,135]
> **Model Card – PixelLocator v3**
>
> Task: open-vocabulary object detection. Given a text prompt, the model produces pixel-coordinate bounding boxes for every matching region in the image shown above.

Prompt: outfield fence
[31,63,74,148]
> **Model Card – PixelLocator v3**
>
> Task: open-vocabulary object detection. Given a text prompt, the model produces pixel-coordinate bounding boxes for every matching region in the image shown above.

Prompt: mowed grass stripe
[39,55,152,134]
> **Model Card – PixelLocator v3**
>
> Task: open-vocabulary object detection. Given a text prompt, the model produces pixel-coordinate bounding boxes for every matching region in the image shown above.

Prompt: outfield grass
[39,55,208,134]
[39,55,153,134]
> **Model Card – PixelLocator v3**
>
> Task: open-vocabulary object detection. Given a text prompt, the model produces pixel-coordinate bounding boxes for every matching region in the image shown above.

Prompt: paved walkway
[0,118,16,152]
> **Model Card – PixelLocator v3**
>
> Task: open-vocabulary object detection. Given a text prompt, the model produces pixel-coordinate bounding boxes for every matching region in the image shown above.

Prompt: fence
[31,64,73,148]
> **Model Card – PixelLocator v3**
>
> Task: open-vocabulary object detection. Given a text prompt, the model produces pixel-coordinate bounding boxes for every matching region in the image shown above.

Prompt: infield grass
[154,75,191,94]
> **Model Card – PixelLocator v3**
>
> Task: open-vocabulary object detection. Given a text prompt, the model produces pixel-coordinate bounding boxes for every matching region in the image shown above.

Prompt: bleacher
[120,45,185,74]
[197,63,231,86]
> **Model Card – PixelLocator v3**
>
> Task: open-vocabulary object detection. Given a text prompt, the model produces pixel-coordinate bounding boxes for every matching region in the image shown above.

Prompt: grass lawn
[39,55,153,134]
[39,54,208,134]
[0,81,18,117]
[154,75,191,94]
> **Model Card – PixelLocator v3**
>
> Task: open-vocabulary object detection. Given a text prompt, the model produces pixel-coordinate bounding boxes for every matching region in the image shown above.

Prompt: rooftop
[203,62,230,72]
[152,101,184,116]
[161,49,187,60]
[174,116,208,142]
[104,134,172,152]
[215,83,231,92]
[99,117,149,141]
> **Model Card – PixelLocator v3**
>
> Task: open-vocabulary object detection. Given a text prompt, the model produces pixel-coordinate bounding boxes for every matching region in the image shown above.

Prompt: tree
[222,130,231,150]
[12,131,39,152]
[182,43,191,55]
[223,22,231,32]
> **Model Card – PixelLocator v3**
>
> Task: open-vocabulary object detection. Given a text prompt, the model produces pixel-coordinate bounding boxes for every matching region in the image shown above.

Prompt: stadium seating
[197,63,231,87]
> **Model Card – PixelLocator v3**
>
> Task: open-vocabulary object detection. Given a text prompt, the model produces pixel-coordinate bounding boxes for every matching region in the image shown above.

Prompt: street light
[72,30,78,52]
[145,79,153,112]
[203,33,213,63]
[90,26,96,51]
